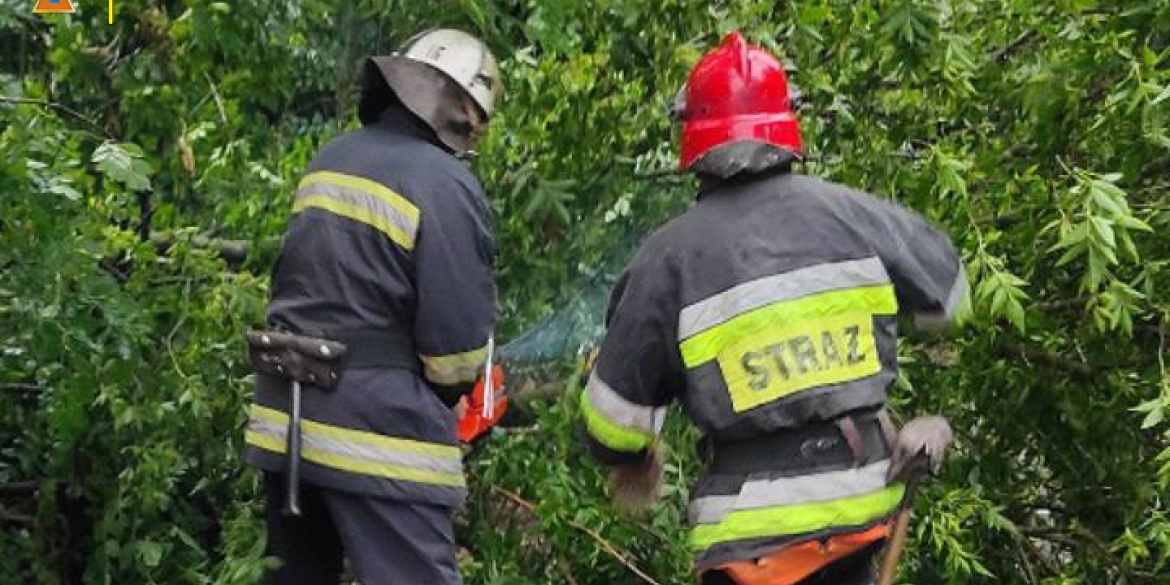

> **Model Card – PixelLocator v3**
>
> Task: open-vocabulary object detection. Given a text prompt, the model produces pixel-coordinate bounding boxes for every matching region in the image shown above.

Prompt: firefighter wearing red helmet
[582,32,967,585]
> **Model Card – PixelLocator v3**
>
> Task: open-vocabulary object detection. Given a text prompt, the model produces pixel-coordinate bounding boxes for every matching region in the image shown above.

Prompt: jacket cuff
[582,430,649,467]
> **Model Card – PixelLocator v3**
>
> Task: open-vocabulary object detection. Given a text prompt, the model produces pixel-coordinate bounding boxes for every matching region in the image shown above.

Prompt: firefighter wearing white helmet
[360,28,502,156]
[244,28,502,585]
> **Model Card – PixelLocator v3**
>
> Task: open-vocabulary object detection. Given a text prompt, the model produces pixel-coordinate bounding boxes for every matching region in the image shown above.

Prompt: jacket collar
[696,163,795,200]
[370,105,450,152]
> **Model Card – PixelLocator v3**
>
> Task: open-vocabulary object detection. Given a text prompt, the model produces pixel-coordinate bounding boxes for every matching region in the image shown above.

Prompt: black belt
[328,329,420,372]
[709,409,895,475]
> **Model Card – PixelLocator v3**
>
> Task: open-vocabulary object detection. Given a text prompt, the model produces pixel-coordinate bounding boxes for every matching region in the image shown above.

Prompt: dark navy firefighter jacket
[245,107,495,508]
[581,170,966,568]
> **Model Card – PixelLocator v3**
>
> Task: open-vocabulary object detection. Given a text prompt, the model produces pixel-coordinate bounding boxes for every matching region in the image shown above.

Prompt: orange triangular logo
[33,0,75,13]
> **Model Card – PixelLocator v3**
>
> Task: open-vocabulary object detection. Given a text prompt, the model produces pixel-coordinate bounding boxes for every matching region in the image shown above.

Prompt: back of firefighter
[581,33,966,585]
[243,29,502,585]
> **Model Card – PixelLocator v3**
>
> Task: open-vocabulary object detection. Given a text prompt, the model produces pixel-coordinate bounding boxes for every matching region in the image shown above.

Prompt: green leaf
[1005,298,1026,332]
[1152,83,1170,106]
[1056,242,1086,267]
[1089,216,1116,248]
[1115,214,1153,232]
[92,141,153,192]
[137,540,163,568]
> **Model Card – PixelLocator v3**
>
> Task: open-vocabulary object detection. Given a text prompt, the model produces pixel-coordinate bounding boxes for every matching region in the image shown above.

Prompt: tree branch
[0,96,112,138]
[0,506,33,525]
[997,340,1094,377]
[991,31,1040,62]
[149,232,268,264]
[0,383,45,394]
[490,484,663,585]
[0,481,39,497]
[1022,527,1158,583]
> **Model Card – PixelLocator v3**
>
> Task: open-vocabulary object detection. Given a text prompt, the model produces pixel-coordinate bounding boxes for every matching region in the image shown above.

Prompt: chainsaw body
[457,364,506,442]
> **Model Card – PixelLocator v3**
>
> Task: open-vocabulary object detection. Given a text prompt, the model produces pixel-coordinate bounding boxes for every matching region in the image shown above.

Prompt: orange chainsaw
[457,336,509,443]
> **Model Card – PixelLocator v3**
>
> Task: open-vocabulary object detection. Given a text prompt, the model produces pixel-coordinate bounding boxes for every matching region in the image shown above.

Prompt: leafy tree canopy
[1,1,1168,583]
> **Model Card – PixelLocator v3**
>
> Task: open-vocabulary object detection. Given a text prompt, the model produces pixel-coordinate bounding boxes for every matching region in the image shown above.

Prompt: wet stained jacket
[245,107,495,508]
[581,170,966,567]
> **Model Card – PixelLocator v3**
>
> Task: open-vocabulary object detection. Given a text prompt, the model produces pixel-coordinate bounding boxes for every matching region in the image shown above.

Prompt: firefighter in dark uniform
[581,33,966,585]
[243,29,502,585]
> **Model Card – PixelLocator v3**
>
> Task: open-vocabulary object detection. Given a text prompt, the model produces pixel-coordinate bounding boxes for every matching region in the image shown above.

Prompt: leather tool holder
[246,330,349,390]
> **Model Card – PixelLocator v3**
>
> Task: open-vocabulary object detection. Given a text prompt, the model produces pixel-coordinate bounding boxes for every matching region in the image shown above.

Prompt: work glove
[886,415,953,484]
[608,446,664,513]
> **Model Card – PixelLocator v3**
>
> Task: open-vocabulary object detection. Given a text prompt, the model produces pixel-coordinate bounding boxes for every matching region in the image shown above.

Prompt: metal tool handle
[481,335,495,420]
[283,380,303,516]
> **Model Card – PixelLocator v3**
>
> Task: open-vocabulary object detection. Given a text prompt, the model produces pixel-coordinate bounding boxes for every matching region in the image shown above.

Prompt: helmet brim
[361,55,481,154]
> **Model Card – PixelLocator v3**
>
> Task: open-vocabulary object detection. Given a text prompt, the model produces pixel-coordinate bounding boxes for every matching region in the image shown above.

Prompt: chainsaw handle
[457,365,506,443]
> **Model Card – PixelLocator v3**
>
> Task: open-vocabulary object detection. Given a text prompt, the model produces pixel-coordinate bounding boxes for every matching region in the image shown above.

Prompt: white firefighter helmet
[360,29,502,154]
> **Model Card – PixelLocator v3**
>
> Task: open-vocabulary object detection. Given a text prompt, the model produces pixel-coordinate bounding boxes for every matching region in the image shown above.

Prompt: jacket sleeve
[581,247,683,466]
[846,191,968,330]
[412,174,496,405]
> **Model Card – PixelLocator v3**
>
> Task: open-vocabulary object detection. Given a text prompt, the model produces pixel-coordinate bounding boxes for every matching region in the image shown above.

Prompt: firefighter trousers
[262,472,462,585]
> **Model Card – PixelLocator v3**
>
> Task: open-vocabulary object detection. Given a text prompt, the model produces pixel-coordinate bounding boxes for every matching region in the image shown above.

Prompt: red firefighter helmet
[677,32,803,171]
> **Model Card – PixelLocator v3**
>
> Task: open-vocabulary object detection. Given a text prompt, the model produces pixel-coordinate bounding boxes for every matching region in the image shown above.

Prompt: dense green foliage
[2,0,1169,583]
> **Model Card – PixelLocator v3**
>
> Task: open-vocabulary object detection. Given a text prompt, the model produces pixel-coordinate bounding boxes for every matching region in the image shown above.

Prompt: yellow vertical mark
[109,0,113,24]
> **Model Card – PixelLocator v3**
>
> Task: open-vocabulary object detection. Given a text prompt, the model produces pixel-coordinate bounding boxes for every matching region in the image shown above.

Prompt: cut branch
[490,484,663,585]
[0,481,39,497]
[149,232,269,264]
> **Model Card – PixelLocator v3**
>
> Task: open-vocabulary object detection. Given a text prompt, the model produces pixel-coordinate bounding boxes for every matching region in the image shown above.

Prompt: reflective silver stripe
[678,257,891,341]
[915,267,969,330]
[584,374,667,435]
[248,417,462,476]
[688,460,891,525]
[294,172,419,248]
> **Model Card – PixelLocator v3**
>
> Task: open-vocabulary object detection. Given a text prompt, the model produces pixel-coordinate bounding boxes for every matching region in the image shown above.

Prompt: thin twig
[991,31,1040,62]
[490,484,663,585]
[633,168,687,182]
[0,506,33,524]
[203,72,228,125]
[998,340,1094,377]
[1014,538,1039,585]
[1032,298,1088,311]
[0,383,45,393]
[0,96,112,138]
[556,558,582,585]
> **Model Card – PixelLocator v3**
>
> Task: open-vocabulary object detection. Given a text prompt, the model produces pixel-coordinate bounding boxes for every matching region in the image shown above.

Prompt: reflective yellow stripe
[420,346,488,386]
[680,285,898,368]
[246,405,465,487]
[293,171,419,250]
[245,429,284,453]
[689,484,904,551]
[299,171,420,223]
[293,195,416,250]
[251,405,461,459]
[580,388,655,453]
